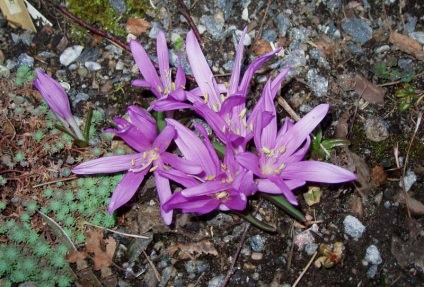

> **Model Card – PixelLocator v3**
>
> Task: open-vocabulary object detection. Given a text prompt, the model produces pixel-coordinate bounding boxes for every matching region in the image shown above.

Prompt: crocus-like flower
[33,70,84,140]
[160,119,256,214]
[130,30,191,111]
[72,106,201,224]
[237,80,357,204]
[185,28,284,149]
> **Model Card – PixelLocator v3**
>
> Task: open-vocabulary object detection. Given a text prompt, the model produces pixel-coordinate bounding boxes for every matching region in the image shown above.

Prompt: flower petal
[156,30,171,90]
[236,152,262,177]
[257,177,298,205]
[282,161,357,183]
[127,105,157,140]
[153,125,175,153]
[277,104,329,156]
[108,170,147,213]
[154,171,173,225]
[161,152,202,174]
[181,180,230,197]
[130,40,162,98]
[228,27,247,95]
[72,154,142,174]
[106,118,151,152]
[155,168,199,188]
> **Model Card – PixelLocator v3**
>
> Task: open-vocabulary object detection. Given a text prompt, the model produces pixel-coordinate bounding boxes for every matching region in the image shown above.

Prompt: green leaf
[212,141,226,157]
[321,138,351,150]
[233,210,277,232]
[154,111,166,132]
[38,211,77,252]
[260,193,305,222]
[83,107,93,142]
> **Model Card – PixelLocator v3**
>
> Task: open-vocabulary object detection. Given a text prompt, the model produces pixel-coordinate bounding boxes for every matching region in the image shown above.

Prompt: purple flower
[33,70,84,140]
[185,28,284,149]
[72,106,201,224]
[130,30,191,111]
[237,80,357,205]
[160,119,256,214]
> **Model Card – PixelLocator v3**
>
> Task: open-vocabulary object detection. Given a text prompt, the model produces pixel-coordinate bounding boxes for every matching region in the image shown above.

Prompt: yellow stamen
[131,158,136,166]
[215,191,228,199]
[143,151,148,159]
[205,175,216,181]
[238,108,247,118]
[204,93,209,103]
[279,146,286,153]
[171,82,176,91]
[149,166,159,172]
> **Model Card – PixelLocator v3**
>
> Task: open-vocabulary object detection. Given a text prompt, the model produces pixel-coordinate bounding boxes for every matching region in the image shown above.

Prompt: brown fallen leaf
[394,192,424,216]
[85,229,117,270]
[252,39,272,55]
[354,75,386,104]
[126,18,151,36]
[167,240,218,260]
[310,35,335,59]
[389,31,424,61]
[371,166,387,186]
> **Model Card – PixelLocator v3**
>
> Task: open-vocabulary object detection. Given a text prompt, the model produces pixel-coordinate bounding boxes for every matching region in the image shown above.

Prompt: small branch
[221,199,264,287]
[32,175,77,188]
[176,0,202,45]
[143,250,161,281]
[83,221,149,239]
[292,251,318,287]
[46,0,130,52]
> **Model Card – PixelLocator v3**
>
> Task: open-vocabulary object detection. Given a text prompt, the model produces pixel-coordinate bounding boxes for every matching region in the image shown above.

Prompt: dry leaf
[371,166,387,186]
[304,186,322,206]
[167,240,218,260]
[67,250,88,264]
[252,39,272,55]
[85,229,117,270]
[126,18,151,36]
[394,192,424,216]
[311,35,335,58]
[389,32,424,61]
[350,194,364,219]
[354,75,386,104]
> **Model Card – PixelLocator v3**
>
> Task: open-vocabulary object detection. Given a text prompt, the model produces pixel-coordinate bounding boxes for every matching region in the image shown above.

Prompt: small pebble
[85,61,102,71]
[251,252,263,260]
[343,215,365,240]
[60,45,84,66]
[364,245,382,265]
[249,234,266,252]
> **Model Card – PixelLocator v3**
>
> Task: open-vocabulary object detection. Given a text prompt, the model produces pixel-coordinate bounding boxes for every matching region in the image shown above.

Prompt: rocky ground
[1,0,424,286]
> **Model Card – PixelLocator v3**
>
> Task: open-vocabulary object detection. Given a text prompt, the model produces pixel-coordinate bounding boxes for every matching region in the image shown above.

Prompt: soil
[1,0,424,286]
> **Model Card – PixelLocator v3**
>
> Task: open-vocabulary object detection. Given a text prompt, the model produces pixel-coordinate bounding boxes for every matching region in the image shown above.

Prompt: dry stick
[292,251,318,287]
[249,0,272,53]
[46,0,130,52]
[221,198,264,287]
[32,175,78,188]
[83,221,149,239]
[143,249,161,281]
[176,0,202,45]
[378,70,424,87]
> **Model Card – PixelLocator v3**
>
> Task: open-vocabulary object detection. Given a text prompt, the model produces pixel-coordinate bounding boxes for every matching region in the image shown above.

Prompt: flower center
[129,148,159,172]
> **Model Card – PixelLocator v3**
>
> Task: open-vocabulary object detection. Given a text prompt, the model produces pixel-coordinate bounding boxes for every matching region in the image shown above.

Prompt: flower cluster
[45,28,356,226]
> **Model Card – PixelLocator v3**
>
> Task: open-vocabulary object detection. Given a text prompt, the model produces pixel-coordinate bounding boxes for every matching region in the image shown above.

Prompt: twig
[83,221,149,239]
[46,0,130,52]
[32,175,77,188]
[249,0,272,53]
[377,70,424,87]
[286,225,295,270]
[292,251,318,287]
[221,199,264,287]
[176,0,202,45]
[143,250,161,281]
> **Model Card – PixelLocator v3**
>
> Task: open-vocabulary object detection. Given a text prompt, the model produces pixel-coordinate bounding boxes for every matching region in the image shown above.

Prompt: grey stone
[208,275,225,287]
[84,61,102,71]
[72,93,89,108]
[341,18,372,45]
[185,260,210,274]
[364,117,389,142]
[76,47,101,62]
[400,170,417,192]
[249,234,266,252]
[343,215,365,240]
[409,31,424,45]
[17,53,34,67]
[306,69,328,97]
[262,29,277,42]
[60,45,84,66]
[108,0,126,13]
[364,245,382,265]
[276,13,291,37]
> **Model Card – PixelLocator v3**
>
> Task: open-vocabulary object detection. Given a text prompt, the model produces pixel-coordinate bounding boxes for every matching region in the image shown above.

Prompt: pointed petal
[72,154,142,174]
[228,27,247,95]
[181,180,230,197]
[270,66,291,95]
[278,104,329,156]
[156,30,171,89]
[151,98,193,111]
[130,40,162,97]
[175,53,186,88]
[154,172,173,225]
[282,161,357,183]
[155,168,199,188]
[153,125,175,153]
[258,176,298,205]
[108,170,147,213]
[236,152,262,177]
[132,79,153,88]
[260,80,277,149]
[223,191,247,211]
[161,152,202,174]
[194,124,220,173]
[127,105,157,140]
[166,118,219,176]
[186,30,220,106]
[107,118,151,152]
[218,96,245,117]
[192,102,226,142]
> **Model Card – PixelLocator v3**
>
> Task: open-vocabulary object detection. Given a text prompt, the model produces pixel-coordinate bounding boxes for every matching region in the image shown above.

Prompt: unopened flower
[130,30,190,111]
[33,70,84,140]
[237,80,357,204]
[72,106,201,224]
[161,119,256,214]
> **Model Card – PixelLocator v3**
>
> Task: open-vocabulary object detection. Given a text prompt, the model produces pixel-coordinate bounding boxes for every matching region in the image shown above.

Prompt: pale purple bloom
[185,28,284,149]
[72,105,201,224]
[237,81,357,204]
[161,119,256,214]
[130,30,191,111]
[33,70,84,140]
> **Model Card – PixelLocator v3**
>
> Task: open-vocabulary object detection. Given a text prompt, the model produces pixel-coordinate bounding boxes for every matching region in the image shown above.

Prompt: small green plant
[394,83,424,112]
[14,66,36,87]
[311,127,351,160]
[372,59,414,83]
